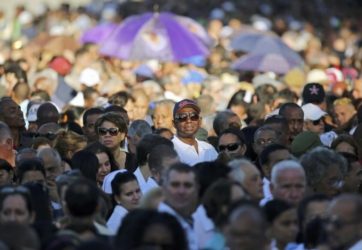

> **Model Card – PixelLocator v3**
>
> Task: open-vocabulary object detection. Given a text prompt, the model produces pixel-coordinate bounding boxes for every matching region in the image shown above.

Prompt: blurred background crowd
[0,0,361,250]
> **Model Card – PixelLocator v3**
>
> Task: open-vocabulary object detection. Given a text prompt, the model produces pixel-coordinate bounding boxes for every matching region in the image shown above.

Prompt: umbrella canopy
[232,36,304,74]
[81,22,118,44]
[230,30,276,52]
[232,53,301,74]
[99,12,210,62]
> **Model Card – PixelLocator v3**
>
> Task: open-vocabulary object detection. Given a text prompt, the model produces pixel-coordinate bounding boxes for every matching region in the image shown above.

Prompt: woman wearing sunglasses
[217,128,247,163]
[95,112,128,169]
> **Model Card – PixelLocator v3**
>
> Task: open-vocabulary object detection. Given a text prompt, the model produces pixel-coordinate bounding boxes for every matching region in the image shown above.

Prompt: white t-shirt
[106,205,128,235]
[172,136,218,166]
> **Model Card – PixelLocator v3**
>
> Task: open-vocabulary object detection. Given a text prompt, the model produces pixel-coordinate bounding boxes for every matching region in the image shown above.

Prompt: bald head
[36,102,60,127]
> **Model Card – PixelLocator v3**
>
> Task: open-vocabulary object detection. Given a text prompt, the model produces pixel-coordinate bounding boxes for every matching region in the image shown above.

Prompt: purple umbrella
[81,22,118,44]
[230,30,276,52]
[232,53,301,74]
[99,12,209,62]
[232,36,304,74]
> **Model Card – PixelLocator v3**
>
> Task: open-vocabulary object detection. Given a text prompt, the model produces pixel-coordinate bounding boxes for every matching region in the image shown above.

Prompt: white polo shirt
[172,136,218,166]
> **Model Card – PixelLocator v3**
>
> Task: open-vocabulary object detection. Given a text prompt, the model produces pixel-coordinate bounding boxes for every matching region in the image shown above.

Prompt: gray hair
[271,159,305,185]
[228,159,254,185]
[253,125,279,142]
[300,146,347,187]
[37,147,62,167]
[128,119,152,138]
[152,99,175,113]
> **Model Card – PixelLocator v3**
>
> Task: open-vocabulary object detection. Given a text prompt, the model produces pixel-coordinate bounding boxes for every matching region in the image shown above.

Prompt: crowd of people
[0,0,362,250]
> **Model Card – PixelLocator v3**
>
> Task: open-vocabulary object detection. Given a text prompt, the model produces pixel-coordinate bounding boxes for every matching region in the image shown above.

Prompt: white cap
[302,103,327,121]
[79,68,100,87]
[102,169,127,194]
[306,69,329,84]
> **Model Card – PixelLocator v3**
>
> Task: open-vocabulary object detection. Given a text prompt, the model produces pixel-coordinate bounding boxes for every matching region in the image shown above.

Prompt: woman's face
[116,180,141,211]
[98,121,126,150]
[271,208,298,246]
[96,152,111,184]
[0,194,33,224]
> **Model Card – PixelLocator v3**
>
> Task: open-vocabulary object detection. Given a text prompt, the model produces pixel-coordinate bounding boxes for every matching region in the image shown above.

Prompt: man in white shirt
[172,99,217,165]
[158,163,199,250]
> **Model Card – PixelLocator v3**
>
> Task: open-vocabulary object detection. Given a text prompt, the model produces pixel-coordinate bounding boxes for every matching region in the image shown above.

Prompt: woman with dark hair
[0,185,35,225]
[115,209,188,250]
[202,179,248,250]
[331,134,359,157]
[94,112,128,169]
[70,150,99,183]
[227,89,249,122]
[107,171,141,235]
[263,199,298,250]
[217,127,247,163]
[85,141,119,187]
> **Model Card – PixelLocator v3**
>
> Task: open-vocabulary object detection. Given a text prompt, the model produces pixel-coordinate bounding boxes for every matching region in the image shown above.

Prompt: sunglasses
[218,143,240,152]
[174,112,200,122]
[98,127,120,136]
[312,118,323,126]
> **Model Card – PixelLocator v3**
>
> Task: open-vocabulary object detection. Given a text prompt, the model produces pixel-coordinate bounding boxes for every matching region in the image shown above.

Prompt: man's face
[283,107,304,139]
[0,169,12,186]
[0,99,25,128]
[334,104,356,127]
[42,155,62,184]
[271,169,306,205]
[152,105,174,130]
[225,212,266,250]
[253,129,278,155]
[304,119,325,134]
[242,164,263,201]
[314,164,343,197]
[83,113,102,142]
[352,79,362,99]
[133,96,149,120]
[326,200,362,250]
[163,170,198,216]
[173,107,201,139]
[344,161,362,193]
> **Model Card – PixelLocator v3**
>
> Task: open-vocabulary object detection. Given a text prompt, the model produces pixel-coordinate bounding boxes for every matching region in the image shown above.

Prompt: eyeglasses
[255,138,275,146]
[98,127,120,136]
[0,185,29,194]
[174,112,200,122]
[218,143,240,152]
[312,118,323,126]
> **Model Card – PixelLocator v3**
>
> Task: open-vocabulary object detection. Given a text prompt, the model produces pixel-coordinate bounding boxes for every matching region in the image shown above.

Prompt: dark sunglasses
[174,112,200,122]
[312,118,323,126]
[218,143,240,152]
[98,127,120,136]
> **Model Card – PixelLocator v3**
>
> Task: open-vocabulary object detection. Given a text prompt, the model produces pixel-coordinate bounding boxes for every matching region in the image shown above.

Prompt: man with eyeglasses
[326,194,362,250]
[172,99,217,166]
